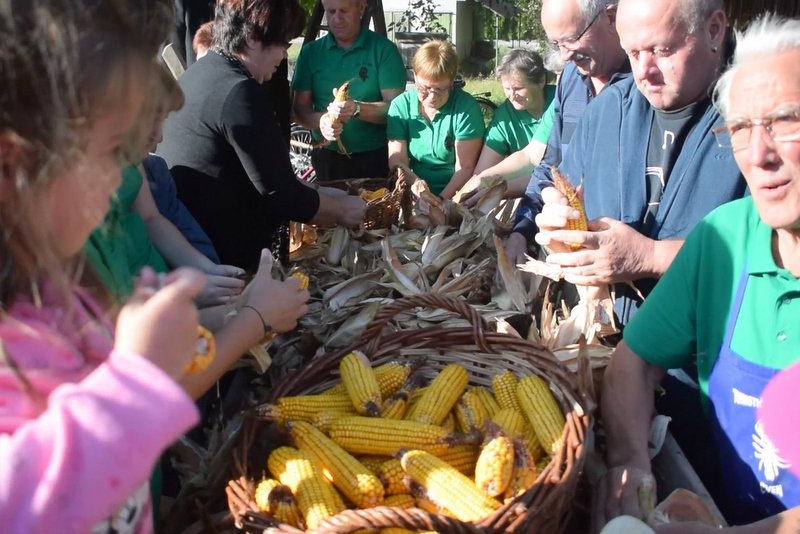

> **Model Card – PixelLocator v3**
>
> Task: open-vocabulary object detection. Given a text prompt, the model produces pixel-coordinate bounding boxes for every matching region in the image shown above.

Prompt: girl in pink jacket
[0,1,203,532]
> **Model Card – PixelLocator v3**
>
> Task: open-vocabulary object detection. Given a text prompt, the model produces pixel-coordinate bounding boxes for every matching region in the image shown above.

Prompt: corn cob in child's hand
[551,167,588,251]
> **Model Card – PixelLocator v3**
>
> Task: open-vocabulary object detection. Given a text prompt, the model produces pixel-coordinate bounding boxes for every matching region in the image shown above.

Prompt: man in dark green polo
[292,0,407,181]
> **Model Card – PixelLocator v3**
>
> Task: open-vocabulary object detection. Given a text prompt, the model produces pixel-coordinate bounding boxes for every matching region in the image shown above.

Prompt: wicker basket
[323,176,407,231]
[227,294,590,533]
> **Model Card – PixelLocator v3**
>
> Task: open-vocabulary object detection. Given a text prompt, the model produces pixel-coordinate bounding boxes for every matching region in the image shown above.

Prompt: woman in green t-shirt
[386,40,485,198]
[457,49,556,202]
[474,49,554,175]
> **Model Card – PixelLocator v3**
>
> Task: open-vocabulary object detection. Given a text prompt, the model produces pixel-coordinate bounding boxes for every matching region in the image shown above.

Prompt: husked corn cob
[322,361,411,400]
[289,421,384,508]
[400,449,501,522]
[454,389,489,432]
[255,394,355,425]
[358,455,390,473]
[381,375,420,419]
[440,411,456,432]
[310,410,351,433]
[471,386,501,417]
[329,416,464,456]
[377,459,409,495]
[491,408,526,438]
[504,439,538,502]
[551,167,587,250]
[267,446,345,529]
[382,494,416,509]
[330,81,350,156]
[439,444,479,476]
[360,187,390,202]
[492,370,522,412]
[474,435,514,497]
[185,325,216,374]
[516,376,565,455]
[381,388,411,420]
[253,478,304,528]
[340,351,382,416]
[290,271,310,290]
[522,424,544,460]
[408,386,428,406]
[411,485,455,518]
[406,364,468,426]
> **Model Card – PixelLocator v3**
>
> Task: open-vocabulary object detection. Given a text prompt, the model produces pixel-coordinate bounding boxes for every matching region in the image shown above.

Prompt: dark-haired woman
[159,0,365,271]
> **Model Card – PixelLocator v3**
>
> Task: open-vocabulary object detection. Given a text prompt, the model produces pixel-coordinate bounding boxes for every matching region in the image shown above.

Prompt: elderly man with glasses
[597,14,800,532]
[503,0,631,264]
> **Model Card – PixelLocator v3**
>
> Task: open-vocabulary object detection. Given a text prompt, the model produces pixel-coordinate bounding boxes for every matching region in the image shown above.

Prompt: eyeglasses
[415,82,451,97]
[713,109,800,151]
[547,9,603,50]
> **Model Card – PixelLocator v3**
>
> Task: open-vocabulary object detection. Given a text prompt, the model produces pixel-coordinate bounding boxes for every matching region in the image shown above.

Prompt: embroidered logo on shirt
[444,134,454,152]
[753,420,790,482]
[359,66,368,81]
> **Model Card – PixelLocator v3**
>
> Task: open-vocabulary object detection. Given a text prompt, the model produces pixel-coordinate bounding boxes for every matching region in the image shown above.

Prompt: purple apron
[707,267,800,524]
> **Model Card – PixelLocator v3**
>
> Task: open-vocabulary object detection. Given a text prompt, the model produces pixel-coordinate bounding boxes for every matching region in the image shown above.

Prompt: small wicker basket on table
[323,175,408,231]
[226,294,590,533]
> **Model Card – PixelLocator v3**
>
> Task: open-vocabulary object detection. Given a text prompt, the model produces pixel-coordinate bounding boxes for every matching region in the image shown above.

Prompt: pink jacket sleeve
[0,348,199,533]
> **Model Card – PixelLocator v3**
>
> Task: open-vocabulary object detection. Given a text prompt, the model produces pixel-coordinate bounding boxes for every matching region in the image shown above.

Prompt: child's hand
[244,250,309,334]
[115,267,206,379]
[196,264,246,308]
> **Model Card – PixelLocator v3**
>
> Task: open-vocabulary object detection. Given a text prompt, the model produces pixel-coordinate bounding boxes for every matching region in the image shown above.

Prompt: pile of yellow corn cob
[250,354,566,531]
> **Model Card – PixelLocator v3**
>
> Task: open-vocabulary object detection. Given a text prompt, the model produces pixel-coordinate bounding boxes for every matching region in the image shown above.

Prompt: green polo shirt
[386,87,485,194]
[624,197,800,408]
[291,28,407,153]
[484,85,556,155]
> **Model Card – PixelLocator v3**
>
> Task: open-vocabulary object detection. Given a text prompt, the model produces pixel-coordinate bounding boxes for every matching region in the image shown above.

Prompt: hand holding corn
[534,168,660,285]
[318,81,352,156]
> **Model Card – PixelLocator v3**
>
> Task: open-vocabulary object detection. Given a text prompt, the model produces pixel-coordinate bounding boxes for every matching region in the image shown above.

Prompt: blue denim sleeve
[511,136,559,241]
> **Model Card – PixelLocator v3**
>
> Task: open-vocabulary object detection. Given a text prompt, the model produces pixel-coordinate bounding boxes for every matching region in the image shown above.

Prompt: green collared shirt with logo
[386,87,485,194]
[624,197,800,407]
[484,85,556,156]
[291,28,407,153]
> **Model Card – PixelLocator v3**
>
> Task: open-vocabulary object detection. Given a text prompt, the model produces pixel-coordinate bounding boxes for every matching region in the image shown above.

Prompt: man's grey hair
[714,14,800,119]
[576,0,618,22]
[496,49,546,85]
[674,0,724,33]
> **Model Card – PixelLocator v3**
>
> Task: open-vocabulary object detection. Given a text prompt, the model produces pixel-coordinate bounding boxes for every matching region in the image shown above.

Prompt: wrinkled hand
[504,232,530,268]
[243,250,309,334]
[592,465,656,534]
[327,87,356,123]
[195,264,246,308]
[536,217,654,285]
[334,195,367,227]
[116,267,206,379]
[319,112,343,142]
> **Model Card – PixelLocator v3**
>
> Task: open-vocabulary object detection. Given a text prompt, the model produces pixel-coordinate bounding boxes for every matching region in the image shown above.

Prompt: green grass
[463,76,505,106]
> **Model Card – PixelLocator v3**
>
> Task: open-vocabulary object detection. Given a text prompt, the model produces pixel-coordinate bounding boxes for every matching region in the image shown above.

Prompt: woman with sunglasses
[386,40,485,198]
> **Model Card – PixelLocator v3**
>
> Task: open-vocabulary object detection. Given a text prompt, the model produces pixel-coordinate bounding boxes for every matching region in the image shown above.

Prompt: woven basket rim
[230,293,591,534]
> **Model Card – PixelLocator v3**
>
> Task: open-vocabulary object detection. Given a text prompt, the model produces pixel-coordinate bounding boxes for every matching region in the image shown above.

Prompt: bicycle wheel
[289,124,314,179]
[474,97,497,127]
[290,124,313,157]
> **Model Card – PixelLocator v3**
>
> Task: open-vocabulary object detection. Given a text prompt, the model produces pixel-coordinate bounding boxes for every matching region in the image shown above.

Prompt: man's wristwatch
[352,102,361,119]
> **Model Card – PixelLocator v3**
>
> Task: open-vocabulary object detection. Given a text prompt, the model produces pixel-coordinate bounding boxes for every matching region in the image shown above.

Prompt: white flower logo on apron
[753,420,791,482]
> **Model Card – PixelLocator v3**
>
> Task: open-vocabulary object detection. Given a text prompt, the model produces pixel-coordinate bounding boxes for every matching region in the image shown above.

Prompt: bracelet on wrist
[240,304,272,338]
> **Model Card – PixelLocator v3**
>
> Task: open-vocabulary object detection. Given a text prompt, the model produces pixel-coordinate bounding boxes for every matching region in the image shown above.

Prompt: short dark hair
[213,0,306,54]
